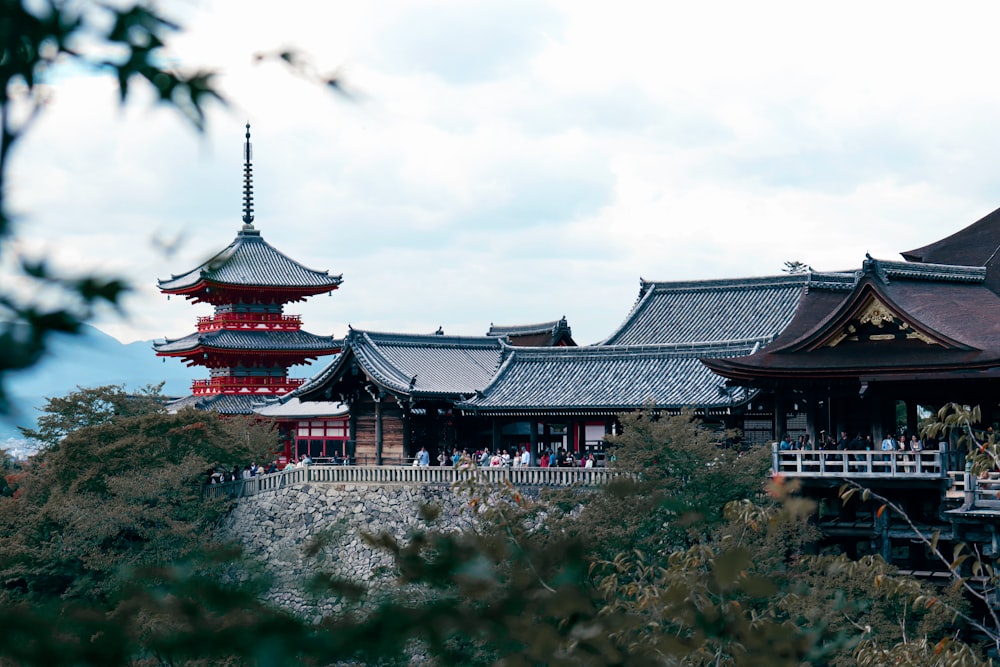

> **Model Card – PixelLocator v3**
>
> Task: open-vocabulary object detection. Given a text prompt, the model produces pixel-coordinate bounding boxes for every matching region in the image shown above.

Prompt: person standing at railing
[836,432,850,451]
[909,435,924,471]
[519,446,530,468]
[417,446,430,467]
[880,433,896,466]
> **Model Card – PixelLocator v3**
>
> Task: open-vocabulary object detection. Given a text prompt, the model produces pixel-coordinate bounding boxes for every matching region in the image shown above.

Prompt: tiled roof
[158,227,343,292]
[599,273,855,347]
[165,393,264,415]
[863,256,986,284]
[457,341,760,415]
[296,329,505,400]
[487,318,565,337]
[487,317,575,347]
[703,255,1000,381]
[254,396,348,418]
[901,205,1000,267]
[154,329,338,355]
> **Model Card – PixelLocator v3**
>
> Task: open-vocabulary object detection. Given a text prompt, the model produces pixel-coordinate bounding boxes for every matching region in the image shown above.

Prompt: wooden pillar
[530,420,539,463]
[880,398,897,441]
[374,395,383,466]
[906,401,918,441]
[402,406,411,459]
[805,390,818,447]
[492,419,501,454]
[773,395,787,441]
[874,503,891,561]
[348,402,358,462]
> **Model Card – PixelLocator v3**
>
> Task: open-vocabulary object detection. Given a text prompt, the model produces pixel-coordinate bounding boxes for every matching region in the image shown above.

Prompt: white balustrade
[771,445,947,479]
[203,464,616,500]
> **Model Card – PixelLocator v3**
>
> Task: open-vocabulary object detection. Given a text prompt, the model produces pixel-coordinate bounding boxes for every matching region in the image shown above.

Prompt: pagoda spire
[242,122,255,228]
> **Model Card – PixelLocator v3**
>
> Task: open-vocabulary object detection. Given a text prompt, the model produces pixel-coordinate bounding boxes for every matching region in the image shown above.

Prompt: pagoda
[155,124,343,415]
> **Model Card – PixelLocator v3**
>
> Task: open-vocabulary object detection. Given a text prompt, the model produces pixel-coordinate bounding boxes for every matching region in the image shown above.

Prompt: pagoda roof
[457,341,759,416]
[296,329,505,401]
[703,256,1000,381]
[901,204,1000,267]
[599,273,855,347]
[154,329,339,356]
[157,226,343,296]
[486,317,576,346]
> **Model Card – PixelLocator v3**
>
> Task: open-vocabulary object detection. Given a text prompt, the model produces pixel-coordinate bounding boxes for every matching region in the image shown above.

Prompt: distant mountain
[0,325,196,445]
[0,325,328,447]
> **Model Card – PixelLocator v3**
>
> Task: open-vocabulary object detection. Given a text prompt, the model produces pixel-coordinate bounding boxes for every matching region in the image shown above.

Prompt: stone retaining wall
[222,481,484,621]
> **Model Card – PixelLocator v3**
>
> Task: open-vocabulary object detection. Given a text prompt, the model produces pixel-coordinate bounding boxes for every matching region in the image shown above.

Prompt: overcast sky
[10,0,1000,349]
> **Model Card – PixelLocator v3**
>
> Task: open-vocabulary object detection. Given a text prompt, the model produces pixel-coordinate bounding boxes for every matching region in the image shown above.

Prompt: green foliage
[782,260,812,274]
[19,383,167,447]
[0,397,994,665]
[0,389,276,603]
[924,402,1000,475]
[569,409,770,557]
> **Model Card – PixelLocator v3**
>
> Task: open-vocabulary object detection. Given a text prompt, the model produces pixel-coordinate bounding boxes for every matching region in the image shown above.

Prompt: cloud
[9,0,1000,355]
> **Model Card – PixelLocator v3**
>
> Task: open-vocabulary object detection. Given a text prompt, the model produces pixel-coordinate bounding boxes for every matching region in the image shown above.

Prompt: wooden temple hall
[280,203,1000,467]
[155,127,1000,472]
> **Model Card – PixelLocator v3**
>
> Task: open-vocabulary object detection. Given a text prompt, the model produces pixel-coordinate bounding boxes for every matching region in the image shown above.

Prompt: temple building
[703,209,1000,447]
[294,329,506,464]
[289,205,1000,468]
[155,126,345,458]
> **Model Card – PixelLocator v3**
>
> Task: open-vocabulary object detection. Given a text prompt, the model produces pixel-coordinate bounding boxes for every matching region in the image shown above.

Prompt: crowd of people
[209,445,605,484]
[778,430,938,453]
[414,445,602,468]
[206,455,314,484]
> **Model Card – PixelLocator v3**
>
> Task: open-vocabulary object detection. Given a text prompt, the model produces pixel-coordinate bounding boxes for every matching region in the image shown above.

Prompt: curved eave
[351,333,419,394]
[458,399,753,418]
[702,356,1000,382]
[458,381,759,415]
[159,280,340,301]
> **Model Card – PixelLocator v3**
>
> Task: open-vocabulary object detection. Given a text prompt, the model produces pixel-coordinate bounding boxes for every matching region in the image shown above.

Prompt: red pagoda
[154,124,343,416]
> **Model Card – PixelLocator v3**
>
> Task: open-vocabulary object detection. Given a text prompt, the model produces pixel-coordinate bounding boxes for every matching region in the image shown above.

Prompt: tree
[0,387,276,603]
[19,383,167,447]
[560,409,771,558]
[782,260,813,274]
[0,401,989,665]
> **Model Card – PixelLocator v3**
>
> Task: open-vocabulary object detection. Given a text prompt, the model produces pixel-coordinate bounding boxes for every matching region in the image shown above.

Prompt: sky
[10,0,1000,348]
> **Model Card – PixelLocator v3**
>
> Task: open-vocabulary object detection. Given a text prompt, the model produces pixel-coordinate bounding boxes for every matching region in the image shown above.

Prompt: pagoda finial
[242,122,255,228]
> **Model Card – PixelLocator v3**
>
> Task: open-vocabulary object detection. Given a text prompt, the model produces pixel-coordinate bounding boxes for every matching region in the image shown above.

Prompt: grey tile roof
[351,330,504,396]
[486,316,575,346]
[457,341,760,415]
[295,329,505,400]
[599,273,855,347]
[154,329,338,355]
[158,227,343,292]
[254,396,348,418]
[864,256,986,284]
[487,318,568,337]
[165,393,264,415]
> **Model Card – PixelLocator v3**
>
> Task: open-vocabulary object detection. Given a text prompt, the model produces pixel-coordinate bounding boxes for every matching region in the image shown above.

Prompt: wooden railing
[191,376,305,395]
[951,472,1000,513]
[197,312,302,332]
[204,464,615,500]
[772,445,948,479]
